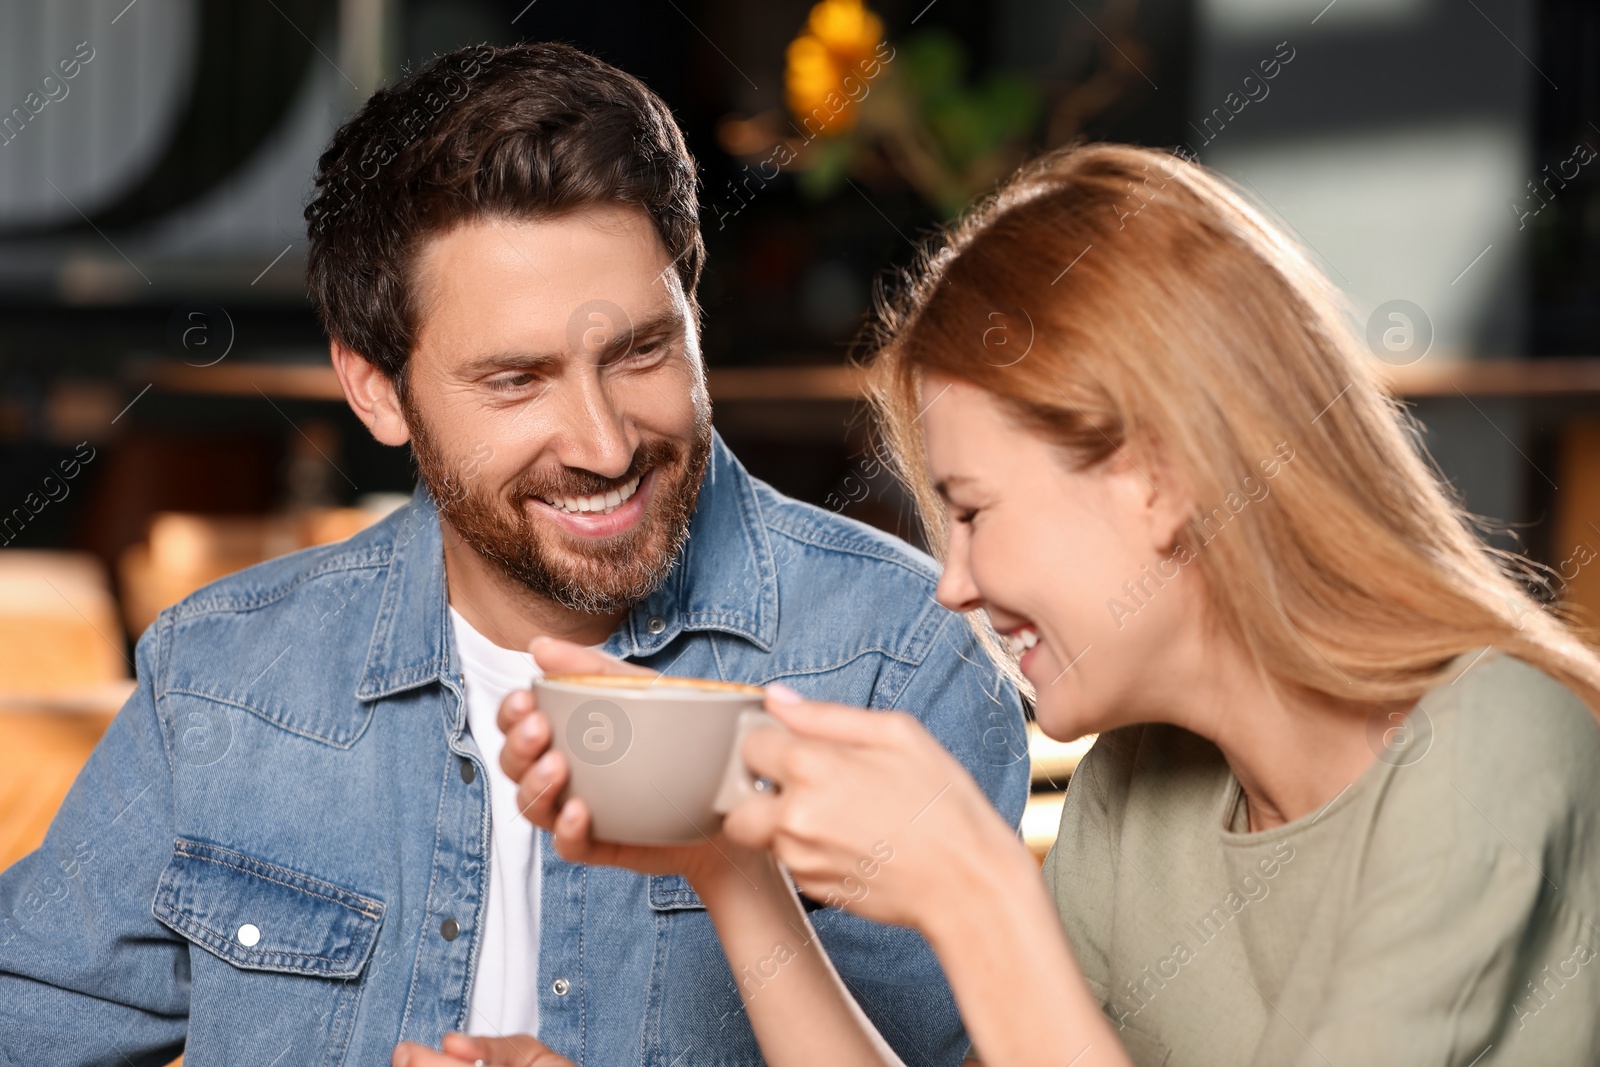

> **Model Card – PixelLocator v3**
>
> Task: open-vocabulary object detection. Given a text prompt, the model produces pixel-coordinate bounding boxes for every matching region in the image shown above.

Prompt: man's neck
[440,521,626,654]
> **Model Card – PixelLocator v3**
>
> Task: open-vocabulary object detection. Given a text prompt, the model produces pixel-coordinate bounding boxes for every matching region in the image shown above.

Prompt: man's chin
[493,516,679,613]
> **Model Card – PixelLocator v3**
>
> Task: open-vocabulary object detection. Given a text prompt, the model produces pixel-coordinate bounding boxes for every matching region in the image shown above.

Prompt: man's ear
[330,340,410,446]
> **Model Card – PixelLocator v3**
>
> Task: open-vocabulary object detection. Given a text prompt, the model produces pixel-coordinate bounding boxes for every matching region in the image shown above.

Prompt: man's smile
[525,467,656,540]
[536,472,643,516]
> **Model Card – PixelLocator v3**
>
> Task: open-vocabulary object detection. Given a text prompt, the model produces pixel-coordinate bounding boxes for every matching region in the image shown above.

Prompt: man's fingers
[549,797,606,864]
[530,637,654,678]
[454,1032,576,1067]
[501,707,552,782]
[513,747,568,830]
[496,687,536,736]
[437,1032,490,1063]
[393,1040,468,1067]
[395,1033,576,1067]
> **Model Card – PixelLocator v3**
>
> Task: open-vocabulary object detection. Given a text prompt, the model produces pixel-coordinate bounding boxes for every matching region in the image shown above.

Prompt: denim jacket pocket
[646,874,704,911]
[152,839,384,978]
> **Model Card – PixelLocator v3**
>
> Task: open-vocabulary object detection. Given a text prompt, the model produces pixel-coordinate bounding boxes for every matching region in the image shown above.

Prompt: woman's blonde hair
[867,142,1600,713]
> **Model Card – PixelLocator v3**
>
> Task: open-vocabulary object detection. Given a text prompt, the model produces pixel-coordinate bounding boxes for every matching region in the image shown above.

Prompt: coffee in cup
[531,672,780,845]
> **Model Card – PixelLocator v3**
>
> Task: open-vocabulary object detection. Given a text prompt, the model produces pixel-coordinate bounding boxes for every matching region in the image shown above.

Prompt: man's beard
[407,402,712,616]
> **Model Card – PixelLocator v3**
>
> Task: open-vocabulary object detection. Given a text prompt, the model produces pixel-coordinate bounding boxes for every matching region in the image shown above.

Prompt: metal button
[646,615,666,635]
[460,759,476,784]
[440,918,460,941]
[236,923,260,947]
[552,977,570,996]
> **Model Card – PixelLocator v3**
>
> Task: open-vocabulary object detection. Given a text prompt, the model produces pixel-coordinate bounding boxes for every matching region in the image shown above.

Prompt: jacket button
[460,759,476,784]
[646,616,666,634]
[552,977,570,996]
[440,918,460,941]
[236,923,260,947]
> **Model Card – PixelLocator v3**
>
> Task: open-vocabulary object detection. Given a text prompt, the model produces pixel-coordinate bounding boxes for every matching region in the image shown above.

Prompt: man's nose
[552,366,638,479]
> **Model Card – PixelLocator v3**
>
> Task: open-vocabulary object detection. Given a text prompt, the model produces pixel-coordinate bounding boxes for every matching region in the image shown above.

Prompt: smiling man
[0,43,1027,1066]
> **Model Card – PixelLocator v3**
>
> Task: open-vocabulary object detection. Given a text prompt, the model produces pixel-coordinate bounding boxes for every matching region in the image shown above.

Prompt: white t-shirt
[449,606,542,1038]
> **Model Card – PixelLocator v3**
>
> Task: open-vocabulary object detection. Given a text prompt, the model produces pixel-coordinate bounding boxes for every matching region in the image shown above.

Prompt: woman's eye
[953,508,979,525]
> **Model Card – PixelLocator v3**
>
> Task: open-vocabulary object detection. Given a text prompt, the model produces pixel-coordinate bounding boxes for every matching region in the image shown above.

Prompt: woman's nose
[935,534,983,614]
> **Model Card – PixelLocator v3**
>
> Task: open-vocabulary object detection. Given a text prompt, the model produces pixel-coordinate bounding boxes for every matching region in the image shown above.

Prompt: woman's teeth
[1006,627,1039,656]
[542,474,642,516]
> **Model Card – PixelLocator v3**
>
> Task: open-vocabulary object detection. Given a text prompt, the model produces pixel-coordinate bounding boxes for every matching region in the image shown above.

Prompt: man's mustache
[508,438,683,501]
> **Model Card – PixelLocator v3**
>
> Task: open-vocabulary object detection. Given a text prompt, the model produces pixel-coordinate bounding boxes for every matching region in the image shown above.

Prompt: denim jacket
[0,433,1029,1067]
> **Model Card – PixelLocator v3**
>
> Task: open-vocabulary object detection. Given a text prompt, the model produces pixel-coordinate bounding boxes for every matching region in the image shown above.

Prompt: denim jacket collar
[354,431,778,703]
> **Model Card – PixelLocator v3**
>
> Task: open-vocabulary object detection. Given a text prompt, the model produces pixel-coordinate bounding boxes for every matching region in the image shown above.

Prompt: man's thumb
[529,636,653,678]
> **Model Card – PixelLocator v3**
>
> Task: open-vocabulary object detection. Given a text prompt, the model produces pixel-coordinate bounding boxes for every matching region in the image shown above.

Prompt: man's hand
[498,637,773,892]
[392,1030,573,1067]
[496,637,654,859]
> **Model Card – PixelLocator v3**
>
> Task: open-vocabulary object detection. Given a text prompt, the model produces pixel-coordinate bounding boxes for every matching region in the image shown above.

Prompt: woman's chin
[1031,695,1100,744]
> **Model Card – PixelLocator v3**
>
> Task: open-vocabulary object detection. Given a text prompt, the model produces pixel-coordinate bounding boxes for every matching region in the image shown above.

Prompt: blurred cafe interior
[2,0,1600,885]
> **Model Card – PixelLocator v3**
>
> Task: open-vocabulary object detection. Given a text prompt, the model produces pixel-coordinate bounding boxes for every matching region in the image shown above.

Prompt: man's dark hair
[304,42,703,394]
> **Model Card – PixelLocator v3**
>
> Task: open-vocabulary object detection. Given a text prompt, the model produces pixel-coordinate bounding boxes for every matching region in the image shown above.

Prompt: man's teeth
[542,474,642,516]
[1006,628,1039,656]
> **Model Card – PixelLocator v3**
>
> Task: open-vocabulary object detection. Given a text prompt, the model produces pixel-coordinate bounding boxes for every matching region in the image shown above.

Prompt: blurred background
[2,0,1599,872]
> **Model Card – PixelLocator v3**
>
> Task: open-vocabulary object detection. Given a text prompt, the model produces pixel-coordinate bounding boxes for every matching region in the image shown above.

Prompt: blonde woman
[405,144,1600,1067]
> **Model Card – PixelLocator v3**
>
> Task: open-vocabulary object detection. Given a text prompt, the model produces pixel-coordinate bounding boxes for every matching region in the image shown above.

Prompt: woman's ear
[1144,452,1196,555]
[1109,440,1194,556]
[331,340,411,447]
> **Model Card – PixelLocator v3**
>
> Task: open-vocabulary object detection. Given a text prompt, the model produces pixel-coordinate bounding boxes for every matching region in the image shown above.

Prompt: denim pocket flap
[646,874,705,911]
[153,839,384,978]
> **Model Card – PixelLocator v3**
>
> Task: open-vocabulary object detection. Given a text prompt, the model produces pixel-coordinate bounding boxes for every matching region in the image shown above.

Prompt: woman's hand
[392,1030,573,1066]
[722,685,1029,932]
[497,638,769,893]
[725,688,1133,1067]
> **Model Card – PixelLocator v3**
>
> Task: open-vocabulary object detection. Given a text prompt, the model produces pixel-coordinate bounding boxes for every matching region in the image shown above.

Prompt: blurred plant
[717,0,1151,220]
[855,29,1040,216]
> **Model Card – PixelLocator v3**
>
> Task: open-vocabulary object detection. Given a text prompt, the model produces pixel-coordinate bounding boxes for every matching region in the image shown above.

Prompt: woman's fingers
[719,787,783,849]
[529,636,654,678]
[738,720,802,785]
[762,685,905,745]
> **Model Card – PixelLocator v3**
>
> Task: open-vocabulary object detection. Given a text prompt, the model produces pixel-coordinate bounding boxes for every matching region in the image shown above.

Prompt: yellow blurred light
[785,0,884,136]
[808,0,883,55]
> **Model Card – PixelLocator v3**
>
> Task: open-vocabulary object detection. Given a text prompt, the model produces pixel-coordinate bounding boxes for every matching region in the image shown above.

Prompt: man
[0,43,1027,1066]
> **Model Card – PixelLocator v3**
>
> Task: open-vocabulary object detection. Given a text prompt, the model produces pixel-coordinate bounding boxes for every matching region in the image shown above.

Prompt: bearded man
[0,42,1027,1067]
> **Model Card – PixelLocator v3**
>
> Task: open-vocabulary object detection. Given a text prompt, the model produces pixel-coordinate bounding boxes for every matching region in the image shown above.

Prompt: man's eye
[486,373,537,392]
[619,337,668,362]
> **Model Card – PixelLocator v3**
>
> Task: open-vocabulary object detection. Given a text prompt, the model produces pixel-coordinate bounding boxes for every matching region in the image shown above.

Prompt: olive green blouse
[1042,650,1600,1066]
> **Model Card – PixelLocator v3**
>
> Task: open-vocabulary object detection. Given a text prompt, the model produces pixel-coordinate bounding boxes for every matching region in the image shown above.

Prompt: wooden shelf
[144,360,870,404]
[142,358,1600,404]
[1375,358,1600,397]
[147,361,347,401]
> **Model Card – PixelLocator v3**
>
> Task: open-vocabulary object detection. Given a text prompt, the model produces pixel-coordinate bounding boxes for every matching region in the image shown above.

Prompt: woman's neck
[1152,635,1401,832]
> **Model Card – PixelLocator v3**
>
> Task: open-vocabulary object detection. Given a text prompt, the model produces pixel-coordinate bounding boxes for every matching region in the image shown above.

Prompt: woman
[400,144,1600,1067]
